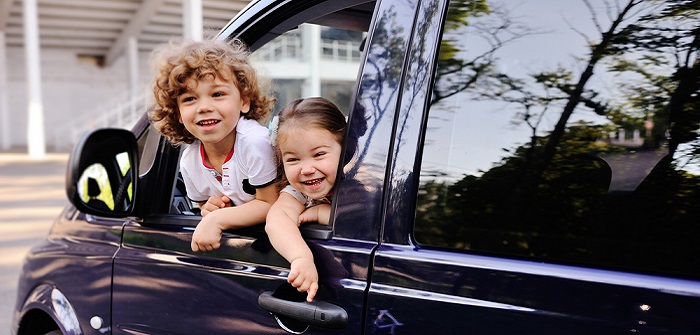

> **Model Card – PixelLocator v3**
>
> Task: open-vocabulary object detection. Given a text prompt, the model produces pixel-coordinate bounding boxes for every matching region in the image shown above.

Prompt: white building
[0,0,361,155]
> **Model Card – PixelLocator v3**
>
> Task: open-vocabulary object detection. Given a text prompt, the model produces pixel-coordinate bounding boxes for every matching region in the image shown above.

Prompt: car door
[367,0,700,334]
[110,1,405,334]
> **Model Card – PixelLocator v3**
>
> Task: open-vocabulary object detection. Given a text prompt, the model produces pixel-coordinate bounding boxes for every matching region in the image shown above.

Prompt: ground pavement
[0,153,69,335]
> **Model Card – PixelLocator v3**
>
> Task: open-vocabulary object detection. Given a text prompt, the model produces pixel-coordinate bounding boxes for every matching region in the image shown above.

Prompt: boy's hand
[191,216,223,252]
[200,195,231,217]
[288,257,319,302]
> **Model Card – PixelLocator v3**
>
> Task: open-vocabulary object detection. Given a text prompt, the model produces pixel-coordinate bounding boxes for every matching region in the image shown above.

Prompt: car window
[137,125,160,176]
[172,3,372,218]
[251,24,364,116]
[415,1,700,279]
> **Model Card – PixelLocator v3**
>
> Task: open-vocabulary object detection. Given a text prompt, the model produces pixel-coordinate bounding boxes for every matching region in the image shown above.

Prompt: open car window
[172,2,376,226]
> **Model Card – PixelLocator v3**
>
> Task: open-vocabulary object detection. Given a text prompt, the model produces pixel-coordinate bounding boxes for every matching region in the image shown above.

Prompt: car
[13,0,700,334]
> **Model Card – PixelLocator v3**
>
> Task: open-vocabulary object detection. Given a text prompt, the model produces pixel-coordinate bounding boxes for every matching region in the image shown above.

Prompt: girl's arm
[266,192,319,302]
[191,184,279,252]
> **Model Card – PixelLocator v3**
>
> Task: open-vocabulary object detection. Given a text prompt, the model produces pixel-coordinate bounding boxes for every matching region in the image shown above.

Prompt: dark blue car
[13,0,700,334]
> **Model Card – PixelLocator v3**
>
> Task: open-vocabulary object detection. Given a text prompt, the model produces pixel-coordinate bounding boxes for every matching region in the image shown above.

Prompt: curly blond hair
[149,38,275,144]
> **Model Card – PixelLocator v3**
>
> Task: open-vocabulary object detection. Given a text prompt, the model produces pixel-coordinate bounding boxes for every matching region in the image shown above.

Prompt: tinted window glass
[137,125,160,175]
[416,0,700,279]
[251,24,363,114]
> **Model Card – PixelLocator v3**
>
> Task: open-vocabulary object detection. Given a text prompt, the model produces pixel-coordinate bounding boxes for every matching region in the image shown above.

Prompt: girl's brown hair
[149,38,275,144]
[274,97,347,189]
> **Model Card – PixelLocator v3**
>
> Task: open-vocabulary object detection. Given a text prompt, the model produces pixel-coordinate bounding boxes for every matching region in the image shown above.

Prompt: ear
[178,112,183,124]
[241,99,251,114]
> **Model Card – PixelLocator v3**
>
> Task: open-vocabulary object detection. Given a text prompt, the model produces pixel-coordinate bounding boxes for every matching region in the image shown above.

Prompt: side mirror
[66,128,139,217]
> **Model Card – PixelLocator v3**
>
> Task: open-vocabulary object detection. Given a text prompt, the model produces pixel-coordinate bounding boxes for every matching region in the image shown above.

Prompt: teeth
[303,178,322,185]
[197,120,219,125]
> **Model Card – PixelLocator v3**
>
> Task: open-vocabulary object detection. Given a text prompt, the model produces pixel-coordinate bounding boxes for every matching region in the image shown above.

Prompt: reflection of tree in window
[415,0,700,279]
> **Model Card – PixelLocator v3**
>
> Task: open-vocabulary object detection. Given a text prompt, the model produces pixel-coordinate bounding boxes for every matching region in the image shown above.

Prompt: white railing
[54,89,147,151]
[253,34,362,63]
[321,39,362,62]
[253,34,303,62]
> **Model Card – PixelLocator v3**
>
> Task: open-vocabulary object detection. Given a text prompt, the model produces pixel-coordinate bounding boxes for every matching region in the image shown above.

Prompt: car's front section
[13,127,142,335]
[13,206,122,335]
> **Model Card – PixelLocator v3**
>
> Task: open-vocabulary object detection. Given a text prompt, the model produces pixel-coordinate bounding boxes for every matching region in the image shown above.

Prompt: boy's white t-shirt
[180,117,277,206]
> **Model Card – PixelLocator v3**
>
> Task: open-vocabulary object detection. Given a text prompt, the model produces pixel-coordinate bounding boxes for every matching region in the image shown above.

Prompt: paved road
[0,153,69,335]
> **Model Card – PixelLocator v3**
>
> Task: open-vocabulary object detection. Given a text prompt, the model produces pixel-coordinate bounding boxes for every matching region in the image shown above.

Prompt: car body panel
[14,208,121,335]
[369,244,700,334]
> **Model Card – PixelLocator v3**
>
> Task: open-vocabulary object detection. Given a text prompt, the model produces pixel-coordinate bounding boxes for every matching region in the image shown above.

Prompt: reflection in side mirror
[79,166,115,211]
[66,128,138,217]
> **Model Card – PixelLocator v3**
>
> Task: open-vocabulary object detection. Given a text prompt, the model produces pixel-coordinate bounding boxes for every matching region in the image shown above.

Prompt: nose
[197,97,214,113]
[301,164,316,175]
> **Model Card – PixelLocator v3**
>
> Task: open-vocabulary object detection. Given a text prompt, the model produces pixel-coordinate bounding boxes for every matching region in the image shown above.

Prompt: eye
[284,157,299,163]
[212,91,226,97]
[180,96,195,103]
[314,151,327,158]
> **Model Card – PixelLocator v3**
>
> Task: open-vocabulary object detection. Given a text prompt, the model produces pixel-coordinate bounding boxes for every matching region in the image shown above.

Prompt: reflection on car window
[137,125,160,176]
[415,1,700,279]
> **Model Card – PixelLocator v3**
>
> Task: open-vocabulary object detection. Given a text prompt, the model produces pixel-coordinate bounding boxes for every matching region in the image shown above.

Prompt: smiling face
[177,75,250,149]
[278,126,342,200]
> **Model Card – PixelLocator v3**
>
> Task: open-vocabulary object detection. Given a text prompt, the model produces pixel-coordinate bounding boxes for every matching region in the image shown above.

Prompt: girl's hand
[298,204,331,225]
[191,216,223,252]
[200,195,231,217]
[288,257,319,302]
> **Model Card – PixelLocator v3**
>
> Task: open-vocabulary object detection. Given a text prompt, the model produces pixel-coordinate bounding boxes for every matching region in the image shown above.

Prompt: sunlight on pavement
[0,153,69,333]
[0,246,35,267]
[0,207,64,220]
[0,219,58,241]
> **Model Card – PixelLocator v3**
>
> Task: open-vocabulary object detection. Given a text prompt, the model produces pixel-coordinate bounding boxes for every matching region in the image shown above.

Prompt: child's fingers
[190,239,220,252]
[289,275,317,298]
[306,283,319,302]
[289,275,312,293]
[289,273,304,288]
[203,196,226,209]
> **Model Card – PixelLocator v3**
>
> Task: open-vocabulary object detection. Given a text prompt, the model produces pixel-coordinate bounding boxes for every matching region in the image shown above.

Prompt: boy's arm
[199,195,232,217]
[266,192,319,302]
[190,184,278,252]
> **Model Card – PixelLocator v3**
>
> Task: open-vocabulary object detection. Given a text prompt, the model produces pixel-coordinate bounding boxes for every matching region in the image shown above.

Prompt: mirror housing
[66,128,139,217]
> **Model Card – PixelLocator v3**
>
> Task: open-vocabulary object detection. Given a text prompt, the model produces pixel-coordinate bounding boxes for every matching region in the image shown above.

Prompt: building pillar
[183,0,203,41]
[23,0,45,157]
[0,32,10,150]
[302,24,321,97]
[127,36,139,120]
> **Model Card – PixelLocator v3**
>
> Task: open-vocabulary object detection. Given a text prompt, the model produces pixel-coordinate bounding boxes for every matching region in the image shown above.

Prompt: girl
[266,97,346,302]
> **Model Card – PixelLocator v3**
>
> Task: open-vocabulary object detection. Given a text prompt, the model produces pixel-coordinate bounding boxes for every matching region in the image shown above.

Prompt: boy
[150,38,278,252]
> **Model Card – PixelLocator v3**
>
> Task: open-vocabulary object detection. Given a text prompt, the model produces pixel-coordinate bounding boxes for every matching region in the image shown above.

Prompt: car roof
[218,0,375,51]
